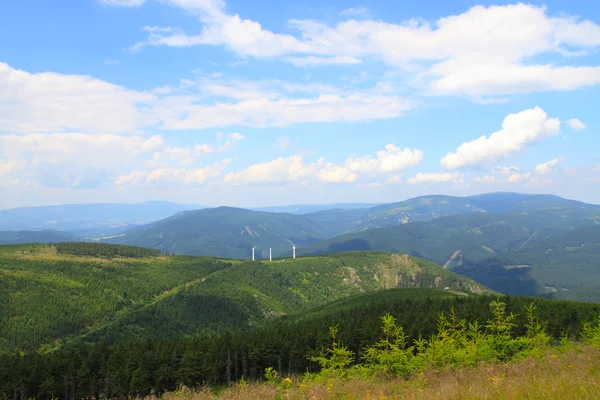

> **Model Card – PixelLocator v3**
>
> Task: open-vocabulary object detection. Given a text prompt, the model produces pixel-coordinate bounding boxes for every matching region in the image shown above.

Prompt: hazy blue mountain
[0,201,203,236]
[103,206,326,258]
[252,202,381,214]
[0,230,78,244]
[304,192,600,235]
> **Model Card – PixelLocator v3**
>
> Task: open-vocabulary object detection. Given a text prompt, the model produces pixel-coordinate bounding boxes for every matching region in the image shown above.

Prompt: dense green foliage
[0,244,231,353]
[105,206,327,258]
[452,224,600,301]
[301,206,600,302]
[55,242,161,258]
[0,245,488,353]
[1,290,598,399]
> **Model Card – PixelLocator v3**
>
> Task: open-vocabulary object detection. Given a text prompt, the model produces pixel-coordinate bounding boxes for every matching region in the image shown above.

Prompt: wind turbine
[292,245,296,259]
[269,248,272,262]
[252,246,256,261]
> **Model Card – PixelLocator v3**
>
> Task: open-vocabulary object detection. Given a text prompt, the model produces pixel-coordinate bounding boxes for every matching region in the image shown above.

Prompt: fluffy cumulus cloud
[567,118,587,131]
[535,157,564,174]
[441,107,561,170]
[223,155,314,184]
[224,144,423,185]
[0,132,241,189]
[0,133,163,188]
[123,1,600,97]
[115,160,230,186]
[507,172,532,183]
[406,172,463,184]
[0,63,154,134]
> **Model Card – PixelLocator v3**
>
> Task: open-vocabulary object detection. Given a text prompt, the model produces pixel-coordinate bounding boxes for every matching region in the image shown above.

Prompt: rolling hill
[305,192,600,236]
[0,243,490,353]
[453,225,600,301]
[103,206,328,258]
[301,214,600,301]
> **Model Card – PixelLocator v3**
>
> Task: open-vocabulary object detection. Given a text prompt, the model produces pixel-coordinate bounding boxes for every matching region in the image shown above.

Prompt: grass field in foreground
[155,346,600,400]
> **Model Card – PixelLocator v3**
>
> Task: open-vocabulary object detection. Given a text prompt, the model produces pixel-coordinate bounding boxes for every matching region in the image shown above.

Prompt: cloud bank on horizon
[0,0,599,208]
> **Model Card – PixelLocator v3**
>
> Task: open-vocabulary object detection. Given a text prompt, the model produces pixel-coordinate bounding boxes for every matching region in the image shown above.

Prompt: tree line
[1,292,599,399]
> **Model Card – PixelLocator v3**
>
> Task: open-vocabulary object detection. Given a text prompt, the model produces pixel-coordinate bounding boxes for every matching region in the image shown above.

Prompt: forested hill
[299,214,600,302]
[0,230,78,244]
[0,243,489,353]
[304,192,600,236]
[103,206,327,258]
[2,287,599,399]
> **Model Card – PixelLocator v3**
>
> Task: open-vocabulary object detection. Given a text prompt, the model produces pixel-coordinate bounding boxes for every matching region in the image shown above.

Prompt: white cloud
[143,26,175,33]
[1,62,413,134]
[115,160,229,186]
[472,175,496,184]
[224,144,423,185]
[0,62,154,134]
[345,144,423,173]
[157,92,414,129]
[99,0,146,6]
[567,118,587,131]
[407,172,463,184]
[104,59,122,65]
[317,164,358,183]
[285,56,362,67]
[441,107,561,170]
[340,7,370,17]
[0,132,241,189]
[507,172,531,183]
[0,133,163,188]
[492,166,520,173]
[535,157,564,174]
[425,62,600,97]
[224,155,315,184]
[127,2,600,96]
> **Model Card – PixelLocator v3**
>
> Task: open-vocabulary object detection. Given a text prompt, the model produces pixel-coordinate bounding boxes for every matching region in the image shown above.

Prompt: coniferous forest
[2,243,600,399]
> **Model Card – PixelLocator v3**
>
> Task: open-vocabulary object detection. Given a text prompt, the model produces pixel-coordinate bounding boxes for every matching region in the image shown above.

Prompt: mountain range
[1,192,599,302]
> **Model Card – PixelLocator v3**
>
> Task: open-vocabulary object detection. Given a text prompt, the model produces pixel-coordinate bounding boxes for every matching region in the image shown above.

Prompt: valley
[2,193,600,398]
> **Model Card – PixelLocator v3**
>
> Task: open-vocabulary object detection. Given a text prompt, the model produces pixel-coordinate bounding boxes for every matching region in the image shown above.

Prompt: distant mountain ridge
[0,201,203,236]
[305,192,600,235]
[0,230,78,245]
[103,206,327,258]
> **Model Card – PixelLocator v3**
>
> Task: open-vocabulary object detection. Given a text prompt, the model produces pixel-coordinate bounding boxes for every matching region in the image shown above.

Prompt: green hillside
[0,243,489,353]
[3,287,599,398]
[301,215,600,302]
[300,212,563,265]
[454,225,600,301]
[305,192,600,235]
[0,230,78,244]
[104,206,326,258]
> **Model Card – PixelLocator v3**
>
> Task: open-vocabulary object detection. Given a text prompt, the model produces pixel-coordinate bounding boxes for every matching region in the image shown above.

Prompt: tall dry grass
[154,346,600,399]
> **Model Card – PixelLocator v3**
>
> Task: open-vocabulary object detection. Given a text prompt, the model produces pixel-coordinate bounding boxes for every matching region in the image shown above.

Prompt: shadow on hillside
[453,262,543,297]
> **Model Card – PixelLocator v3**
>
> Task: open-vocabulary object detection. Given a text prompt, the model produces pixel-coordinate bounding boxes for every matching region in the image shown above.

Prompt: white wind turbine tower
[252,246,256,261]
[269,248,272,262]
[292,245,296,259]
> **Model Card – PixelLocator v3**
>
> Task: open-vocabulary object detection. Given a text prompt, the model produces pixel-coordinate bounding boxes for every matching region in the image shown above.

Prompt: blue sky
[1,0,599,208]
